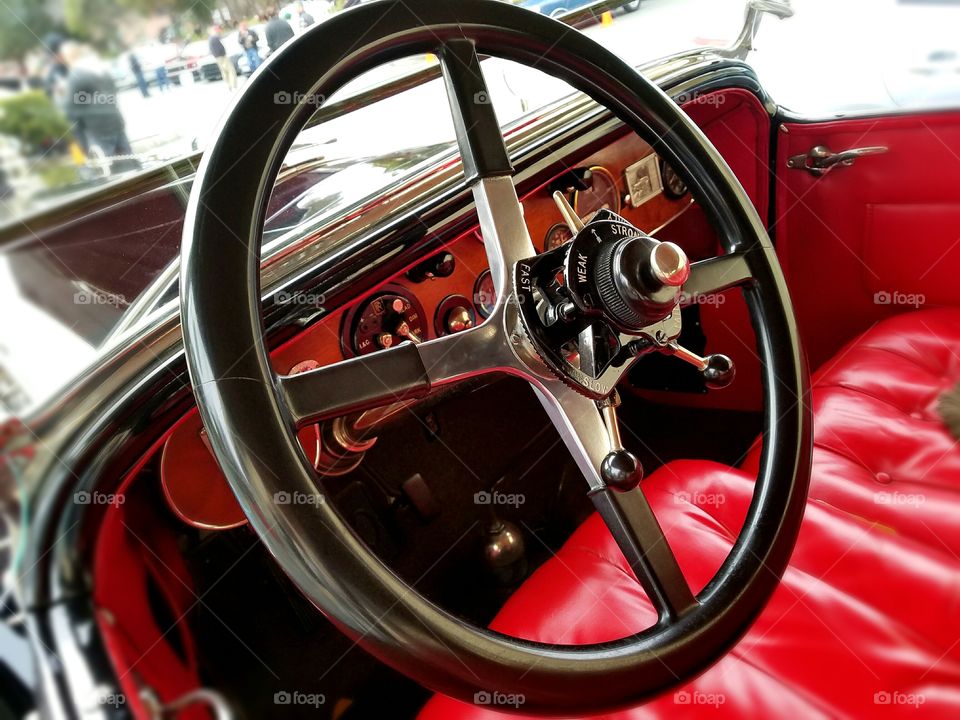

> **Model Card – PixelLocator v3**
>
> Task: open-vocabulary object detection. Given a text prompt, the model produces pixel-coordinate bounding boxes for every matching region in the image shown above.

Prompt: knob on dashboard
[435,294,477,336]
[407,252,456,282]
[446,306,474,333]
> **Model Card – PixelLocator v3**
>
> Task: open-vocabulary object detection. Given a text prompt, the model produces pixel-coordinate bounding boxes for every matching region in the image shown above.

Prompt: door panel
[775,111,960,371]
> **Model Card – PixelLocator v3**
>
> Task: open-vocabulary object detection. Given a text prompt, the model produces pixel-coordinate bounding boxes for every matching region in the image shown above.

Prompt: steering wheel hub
[513,208,686,399]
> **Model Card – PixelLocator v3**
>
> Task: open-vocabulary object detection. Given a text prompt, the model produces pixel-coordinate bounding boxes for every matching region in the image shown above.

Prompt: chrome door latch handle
[787,144,888,177]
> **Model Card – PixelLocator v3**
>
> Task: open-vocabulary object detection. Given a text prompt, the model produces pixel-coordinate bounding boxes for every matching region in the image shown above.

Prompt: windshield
[0,0,751,418]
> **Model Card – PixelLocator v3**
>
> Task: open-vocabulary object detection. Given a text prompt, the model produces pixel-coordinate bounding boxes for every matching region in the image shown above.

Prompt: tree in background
[62,0,215,48]
[0,1,56,64]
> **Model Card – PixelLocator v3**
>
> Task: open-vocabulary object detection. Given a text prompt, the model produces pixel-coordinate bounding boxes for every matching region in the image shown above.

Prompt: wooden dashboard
[269,131,692,375]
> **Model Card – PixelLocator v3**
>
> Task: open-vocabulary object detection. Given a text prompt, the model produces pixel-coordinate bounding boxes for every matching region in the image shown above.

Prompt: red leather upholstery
[743,308,960,555]
[421,310,960,719]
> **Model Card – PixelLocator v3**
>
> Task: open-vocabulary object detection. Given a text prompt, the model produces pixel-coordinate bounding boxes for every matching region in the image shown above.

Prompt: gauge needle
[552,191,585,234]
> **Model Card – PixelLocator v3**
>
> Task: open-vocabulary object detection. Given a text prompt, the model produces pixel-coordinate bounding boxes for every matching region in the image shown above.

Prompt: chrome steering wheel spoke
[532,378,697,622]
[680,251,754,304]
[439,39,537,301]
[279,322,512,427]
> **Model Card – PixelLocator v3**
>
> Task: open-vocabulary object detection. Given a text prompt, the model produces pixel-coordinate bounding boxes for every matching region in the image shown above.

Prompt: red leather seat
[421,309,960,719]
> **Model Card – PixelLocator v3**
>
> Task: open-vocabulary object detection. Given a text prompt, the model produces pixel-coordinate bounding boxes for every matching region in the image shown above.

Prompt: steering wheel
[180,0,811,714]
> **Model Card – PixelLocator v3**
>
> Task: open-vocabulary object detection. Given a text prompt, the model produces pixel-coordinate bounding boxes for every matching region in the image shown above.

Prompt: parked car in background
[178,40,217,83]
[521,0,639,18]
[113,44,180,91]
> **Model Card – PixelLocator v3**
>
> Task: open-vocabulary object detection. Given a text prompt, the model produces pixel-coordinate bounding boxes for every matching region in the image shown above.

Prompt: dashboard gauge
[572,165,621,219]
[543,222,574,252]
[473,269,497,319]
[660,159,689,199]
[346,288,426,356]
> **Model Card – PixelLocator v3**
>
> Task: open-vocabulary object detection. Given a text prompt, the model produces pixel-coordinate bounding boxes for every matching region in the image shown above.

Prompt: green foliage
[0,0,55,62]
[0,91,73,155]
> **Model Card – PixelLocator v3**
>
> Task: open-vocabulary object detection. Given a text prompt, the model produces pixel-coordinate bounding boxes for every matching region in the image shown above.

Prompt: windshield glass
[0,0,747,418]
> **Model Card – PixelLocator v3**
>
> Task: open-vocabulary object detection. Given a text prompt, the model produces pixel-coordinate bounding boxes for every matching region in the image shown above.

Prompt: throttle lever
[597,392,643,492]
[666,342,736,389]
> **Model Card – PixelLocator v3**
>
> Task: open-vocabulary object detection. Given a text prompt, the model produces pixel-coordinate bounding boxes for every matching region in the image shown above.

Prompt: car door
[772,109,960,371]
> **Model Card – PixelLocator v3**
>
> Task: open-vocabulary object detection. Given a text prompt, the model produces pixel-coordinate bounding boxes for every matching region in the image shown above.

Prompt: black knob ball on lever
[597,393,643,492]
[702,352,735,389]
[601,449,643,492]
[667,342,736,390]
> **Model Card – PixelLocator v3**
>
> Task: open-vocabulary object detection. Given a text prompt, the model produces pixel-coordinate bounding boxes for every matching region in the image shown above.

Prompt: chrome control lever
[552,190,585,233]
[597,392,643,492]
[666,342,736,389]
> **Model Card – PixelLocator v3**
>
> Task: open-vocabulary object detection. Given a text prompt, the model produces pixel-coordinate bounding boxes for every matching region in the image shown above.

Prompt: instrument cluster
[334,149,690,359]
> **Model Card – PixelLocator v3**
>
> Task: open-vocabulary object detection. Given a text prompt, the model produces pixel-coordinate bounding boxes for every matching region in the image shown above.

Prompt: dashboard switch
[446,306,474,334]
[435,294,477,336]
[407,251,456,282]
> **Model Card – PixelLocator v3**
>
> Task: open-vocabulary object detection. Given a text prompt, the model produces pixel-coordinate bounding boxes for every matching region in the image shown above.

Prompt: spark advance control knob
[562,211,691,333]
[593,234,690,330]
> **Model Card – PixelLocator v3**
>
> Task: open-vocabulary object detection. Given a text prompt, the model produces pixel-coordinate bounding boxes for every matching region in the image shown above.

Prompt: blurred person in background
[42,33,69,105]
[60,42,138,172]
[295,2,315,30]
[238,22,261,72]
[266,9,295,54]
[208,26,237,91]
[155,64,170,92]
[128,53,149,98]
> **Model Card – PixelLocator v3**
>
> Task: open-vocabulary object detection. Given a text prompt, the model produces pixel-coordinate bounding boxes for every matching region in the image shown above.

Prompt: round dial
[660,159,688,199]
[350,291,426,355]
[543,222,573,251]
[572,165,621,219]
[473,269,497,319]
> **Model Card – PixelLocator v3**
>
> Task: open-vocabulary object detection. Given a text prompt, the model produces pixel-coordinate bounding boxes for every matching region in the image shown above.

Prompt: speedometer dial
[543,222,573,251]
[572,166,621,219]
[473,270,496,319]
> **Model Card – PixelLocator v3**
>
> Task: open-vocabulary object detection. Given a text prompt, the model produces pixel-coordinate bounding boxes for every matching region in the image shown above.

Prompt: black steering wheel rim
[180,0,811,714]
